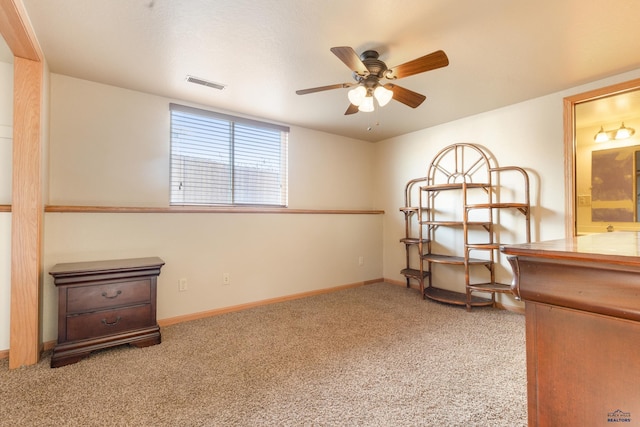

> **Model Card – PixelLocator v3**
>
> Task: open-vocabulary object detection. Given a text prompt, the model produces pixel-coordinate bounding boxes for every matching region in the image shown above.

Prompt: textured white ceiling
[18,0,640,142]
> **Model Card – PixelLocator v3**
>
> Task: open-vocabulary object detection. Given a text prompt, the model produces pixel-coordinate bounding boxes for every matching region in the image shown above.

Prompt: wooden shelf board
[422,254,492,265]
[468,282,512,293]
[420,220,464,227]
[399,207,419,213]
[466,202,529,210]
[400,268,430,279]
[400,237,430,244]
[423,287,493,307]
[466,243,500,250]
[420,220,492,227]
[420,182,489,192]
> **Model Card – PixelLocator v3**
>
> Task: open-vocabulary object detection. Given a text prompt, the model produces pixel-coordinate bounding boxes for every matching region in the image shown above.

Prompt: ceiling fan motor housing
[353,50,390,93]
[359,50,388,78]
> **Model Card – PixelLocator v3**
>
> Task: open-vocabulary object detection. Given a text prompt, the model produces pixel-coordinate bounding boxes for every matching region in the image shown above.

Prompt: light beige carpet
[0,282,526,426]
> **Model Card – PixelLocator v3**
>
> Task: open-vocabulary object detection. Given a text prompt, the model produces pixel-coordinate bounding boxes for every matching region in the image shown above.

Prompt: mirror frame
[563,77,640,238]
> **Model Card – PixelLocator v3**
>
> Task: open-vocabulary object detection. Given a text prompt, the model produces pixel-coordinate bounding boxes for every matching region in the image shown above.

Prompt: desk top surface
[501,232,640,266]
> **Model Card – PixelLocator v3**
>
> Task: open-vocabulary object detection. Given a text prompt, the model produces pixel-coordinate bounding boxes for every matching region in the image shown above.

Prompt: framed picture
[591,147,635,222]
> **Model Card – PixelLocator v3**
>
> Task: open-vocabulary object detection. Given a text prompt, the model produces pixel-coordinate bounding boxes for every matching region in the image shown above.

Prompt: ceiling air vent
[186,76,226,90]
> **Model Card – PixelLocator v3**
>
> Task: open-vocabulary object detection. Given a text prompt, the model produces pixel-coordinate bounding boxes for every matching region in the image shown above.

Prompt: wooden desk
[50,257,164,368]
[502,232,640,426]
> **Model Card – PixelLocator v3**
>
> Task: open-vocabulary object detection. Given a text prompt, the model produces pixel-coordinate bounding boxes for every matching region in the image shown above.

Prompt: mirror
[564,78,640,237]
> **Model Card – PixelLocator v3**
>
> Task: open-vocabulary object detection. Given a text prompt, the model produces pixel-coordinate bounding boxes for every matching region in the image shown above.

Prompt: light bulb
[374,85,393,107]
[347,86,366,106]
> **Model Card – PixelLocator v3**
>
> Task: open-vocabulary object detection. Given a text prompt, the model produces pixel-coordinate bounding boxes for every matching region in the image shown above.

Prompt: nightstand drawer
[66,304,153,341]
[67,279,151,312]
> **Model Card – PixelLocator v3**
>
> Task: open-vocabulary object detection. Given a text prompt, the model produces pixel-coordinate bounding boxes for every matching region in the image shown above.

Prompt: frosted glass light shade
[348,86,367,106]
[594,127,609,143]
[615,122,635,140]
[358,96,375,112]
[374,85,393,106]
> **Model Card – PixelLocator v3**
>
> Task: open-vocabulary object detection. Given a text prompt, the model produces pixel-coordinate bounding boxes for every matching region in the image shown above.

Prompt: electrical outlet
[223,273,230,285]
[358,256,364,266]
[178,278,188,292]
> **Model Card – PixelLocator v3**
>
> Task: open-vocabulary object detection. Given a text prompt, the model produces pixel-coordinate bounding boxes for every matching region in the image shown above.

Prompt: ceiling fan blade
[388,50,449,79]
[330,46,368,74]
[296,83,352,95]
[384,83,426,108]
[344,103,359,115]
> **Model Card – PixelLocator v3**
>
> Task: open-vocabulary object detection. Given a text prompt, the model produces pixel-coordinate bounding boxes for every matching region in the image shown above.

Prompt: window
[170,103,288,207]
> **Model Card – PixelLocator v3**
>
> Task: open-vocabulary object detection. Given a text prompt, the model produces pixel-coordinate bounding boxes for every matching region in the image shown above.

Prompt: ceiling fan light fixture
[348,86,366,106]
[374,85,393,107]
[295,46,449,115]
[358,96,375,112]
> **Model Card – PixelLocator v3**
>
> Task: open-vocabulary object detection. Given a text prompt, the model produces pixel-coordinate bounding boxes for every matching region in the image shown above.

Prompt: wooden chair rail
[44,205,385,214]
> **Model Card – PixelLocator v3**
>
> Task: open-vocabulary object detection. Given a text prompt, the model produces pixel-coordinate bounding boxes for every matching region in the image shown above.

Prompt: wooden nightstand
[49,257,165,368]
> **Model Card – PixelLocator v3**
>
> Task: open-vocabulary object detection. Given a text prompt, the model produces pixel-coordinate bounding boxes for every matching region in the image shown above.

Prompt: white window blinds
[170,103,289,207]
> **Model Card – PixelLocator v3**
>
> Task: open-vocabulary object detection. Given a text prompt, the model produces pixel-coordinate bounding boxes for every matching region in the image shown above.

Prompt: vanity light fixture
[594,122,636,142]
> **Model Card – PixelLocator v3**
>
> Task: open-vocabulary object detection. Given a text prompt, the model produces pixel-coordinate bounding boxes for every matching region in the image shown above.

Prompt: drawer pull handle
[101,316,121,326]
[101,290,122,299]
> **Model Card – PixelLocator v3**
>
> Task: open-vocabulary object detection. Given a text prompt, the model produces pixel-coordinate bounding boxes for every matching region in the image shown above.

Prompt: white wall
[43,212,382,340]
[375,68,640,309]
[0,60,12,350]
[48,76,378,210]
[42,74,382,344]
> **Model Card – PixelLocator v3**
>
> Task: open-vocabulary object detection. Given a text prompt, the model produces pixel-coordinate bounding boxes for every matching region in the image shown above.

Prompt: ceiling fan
[296,46,449,115]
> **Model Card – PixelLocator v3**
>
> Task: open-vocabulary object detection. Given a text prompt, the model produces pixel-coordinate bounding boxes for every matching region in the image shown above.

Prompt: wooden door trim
[1,0,45,368]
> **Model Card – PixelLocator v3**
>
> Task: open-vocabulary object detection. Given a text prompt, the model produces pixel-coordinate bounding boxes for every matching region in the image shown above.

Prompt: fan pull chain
[367,106,381,131]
